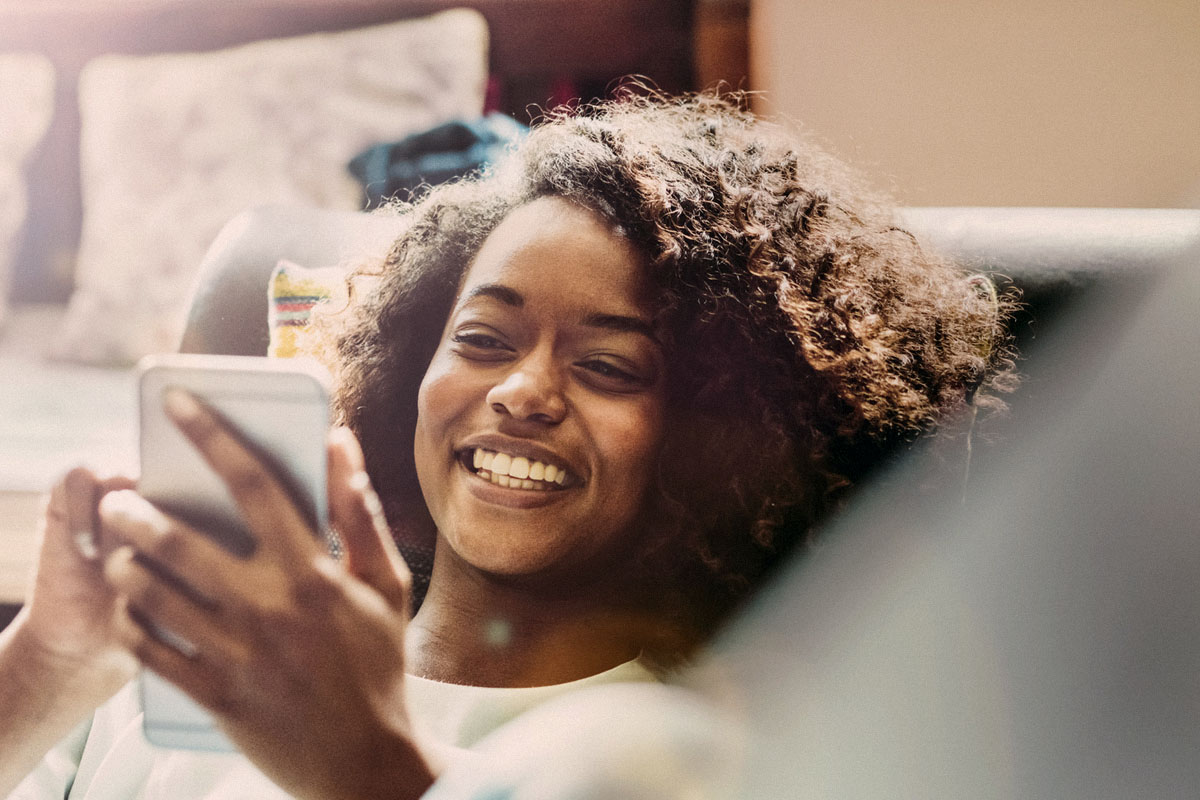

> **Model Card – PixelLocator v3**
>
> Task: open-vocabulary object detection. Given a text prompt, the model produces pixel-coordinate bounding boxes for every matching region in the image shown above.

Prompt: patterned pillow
[0,53,55,328]
[267,259,347,360]
[266,258,435,597]
[54,9,487,364]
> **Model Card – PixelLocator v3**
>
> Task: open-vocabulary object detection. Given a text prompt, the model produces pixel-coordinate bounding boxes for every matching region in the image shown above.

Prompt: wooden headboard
[1,0,699,301]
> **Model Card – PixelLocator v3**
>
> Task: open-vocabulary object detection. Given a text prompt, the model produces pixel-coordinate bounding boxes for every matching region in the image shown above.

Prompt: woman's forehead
[456,197,656,317]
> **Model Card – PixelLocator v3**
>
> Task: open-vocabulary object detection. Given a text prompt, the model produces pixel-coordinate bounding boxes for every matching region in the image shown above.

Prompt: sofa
[687,214,1200,798]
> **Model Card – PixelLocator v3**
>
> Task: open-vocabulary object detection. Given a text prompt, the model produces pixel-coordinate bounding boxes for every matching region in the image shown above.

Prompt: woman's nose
[486,356,567,424]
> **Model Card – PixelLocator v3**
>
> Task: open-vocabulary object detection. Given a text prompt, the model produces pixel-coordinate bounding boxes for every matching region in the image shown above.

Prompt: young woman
[0,92,1012,799]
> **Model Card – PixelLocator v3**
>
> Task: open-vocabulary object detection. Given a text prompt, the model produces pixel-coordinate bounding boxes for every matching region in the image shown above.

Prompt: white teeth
[471,448,570,489]
[492,452,512,475]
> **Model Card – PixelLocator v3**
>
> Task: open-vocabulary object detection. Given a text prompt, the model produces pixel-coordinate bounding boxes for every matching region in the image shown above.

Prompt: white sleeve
[5,683,146,800]
[4,717,92,800]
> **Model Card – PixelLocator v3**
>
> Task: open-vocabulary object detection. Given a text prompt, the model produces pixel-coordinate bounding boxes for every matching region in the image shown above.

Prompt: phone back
[137,354,330,751]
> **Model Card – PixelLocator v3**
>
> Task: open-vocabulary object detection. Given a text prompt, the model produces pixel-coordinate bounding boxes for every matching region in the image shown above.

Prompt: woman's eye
[453,332,503,348]
[578,359,645,389]
[450,331,512,357]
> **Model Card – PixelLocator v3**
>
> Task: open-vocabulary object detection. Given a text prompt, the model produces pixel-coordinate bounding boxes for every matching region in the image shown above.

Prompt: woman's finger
[327,428,411,612]
[97,474,139,498]
[63,467,103,560]
[110,593,236,717]
[103,544,250,668]
[64,472,137,560]
[98,490,248,607]
[162,388,320,565]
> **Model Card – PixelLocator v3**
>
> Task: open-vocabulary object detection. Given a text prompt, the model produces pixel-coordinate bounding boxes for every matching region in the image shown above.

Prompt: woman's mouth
[460,447,572,491]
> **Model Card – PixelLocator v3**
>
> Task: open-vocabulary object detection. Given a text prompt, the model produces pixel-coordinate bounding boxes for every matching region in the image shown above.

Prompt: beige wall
[750,0,1200,208]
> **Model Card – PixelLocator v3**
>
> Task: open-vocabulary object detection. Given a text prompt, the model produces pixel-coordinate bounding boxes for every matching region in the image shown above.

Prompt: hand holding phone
[102,354,426,795]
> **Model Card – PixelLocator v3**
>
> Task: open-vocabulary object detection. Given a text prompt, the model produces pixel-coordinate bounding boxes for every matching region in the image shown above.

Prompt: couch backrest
[181,205,1200,359]
[179,205,406,357]
[900,207,1200,349]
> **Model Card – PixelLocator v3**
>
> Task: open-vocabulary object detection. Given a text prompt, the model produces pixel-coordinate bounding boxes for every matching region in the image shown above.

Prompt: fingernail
[73,529,99,561]
[348,471,371,492]
[163,387,201,421]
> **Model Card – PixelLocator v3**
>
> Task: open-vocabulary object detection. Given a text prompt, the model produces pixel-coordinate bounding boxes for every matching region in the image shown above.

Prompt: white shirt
[7,661,657,800]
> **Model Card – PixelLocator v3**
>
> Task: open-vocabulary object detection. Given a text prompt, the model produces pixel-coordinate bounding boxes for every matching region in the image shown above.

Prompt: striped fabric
[267,259,346,359]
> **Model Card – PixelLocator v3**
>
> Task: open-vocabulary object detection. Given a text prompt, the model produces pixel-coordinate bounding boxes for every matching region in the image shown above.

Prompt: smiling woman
[325,91,1016,674]
[416,200,664,558]
[0,90,1014,800]
[407,198,669,685]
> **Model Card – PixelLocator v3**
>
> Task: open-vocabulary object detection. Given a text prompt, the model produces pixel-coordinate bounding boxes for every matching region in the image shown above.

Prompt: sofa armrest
[900,206,1200,296]
[179,205,405,356]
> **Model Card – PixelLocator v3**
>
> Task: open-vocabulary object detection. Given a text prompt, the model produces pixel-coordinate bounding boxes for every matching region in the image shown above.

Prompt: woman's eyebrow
[582,312,659,343]
[461,282,658,343]
[462,283,524,307]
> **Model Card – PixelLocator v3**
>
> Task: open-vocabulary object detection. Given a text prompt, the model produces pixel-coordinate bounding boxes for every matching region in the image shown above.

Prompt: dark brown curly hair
[311,90,1014,654]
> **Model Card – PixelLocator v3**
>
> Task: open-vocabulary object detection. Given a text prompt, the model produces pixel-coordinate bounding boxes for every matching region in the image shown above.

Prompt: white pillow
[55,9,488,364]
[0,53,55,329]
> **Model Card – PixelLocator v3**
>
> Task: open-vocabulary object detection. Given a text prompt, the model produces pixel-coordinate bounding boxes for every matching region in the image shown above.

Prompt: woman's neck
[404,544,645,688]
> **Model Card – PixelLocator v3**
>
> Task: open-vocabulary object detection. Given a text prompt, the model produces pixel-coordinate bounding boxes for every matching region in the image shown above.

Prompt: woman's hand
[99,391,436,800]
[20,466,139,683]
[0,468,138,797]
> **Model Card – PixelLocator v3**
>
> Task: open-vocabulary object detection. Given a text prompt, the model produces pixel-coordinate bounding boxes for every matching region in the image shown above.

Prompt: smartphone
[136,354,331,751]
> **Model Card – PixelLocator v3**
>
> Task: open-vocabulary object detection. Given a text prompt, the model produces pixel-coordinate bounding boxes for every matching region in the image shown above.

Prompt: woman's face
[413,196,667,582]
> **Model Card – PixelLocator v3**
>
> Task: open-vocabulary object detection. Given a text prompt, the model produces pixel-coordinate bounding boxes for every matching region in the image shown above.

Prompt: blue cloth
[349,113,527,208]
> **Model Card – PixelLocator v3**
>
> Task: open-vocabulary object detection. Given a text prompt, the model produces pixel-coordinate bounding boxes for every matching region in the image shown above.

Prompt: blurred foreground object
[404,231,1200,800]
[691,241,1200,796]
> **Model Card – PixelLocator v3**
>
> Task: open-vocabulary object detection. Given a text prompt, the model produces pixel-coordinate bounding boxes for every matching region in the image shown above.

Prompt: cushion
[267,259,347,360]
[0,53,55,329]
[54,8,488,365]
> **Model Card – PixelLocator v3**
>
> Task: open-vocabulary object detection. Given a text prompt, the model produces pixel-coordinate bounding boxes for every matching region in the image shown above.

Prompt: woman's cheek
[599,395,666,497]
[413,356,457,498]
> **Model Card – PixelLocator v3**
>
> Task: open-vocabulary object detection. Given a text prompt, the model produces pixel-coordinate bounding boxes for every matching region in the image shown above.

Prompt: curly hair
[310,90,1014,654]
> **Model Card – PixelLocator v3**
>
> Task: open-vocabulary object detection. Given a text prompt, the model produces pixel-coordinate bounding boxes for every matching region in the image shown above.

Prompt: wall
[694,0,750,92]
[750,0,1200,208]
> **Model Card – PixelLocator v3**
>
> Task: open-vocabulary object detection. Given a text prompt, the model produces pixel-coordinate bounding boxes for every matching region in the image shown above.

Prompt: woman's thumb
[326,427,411,611]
